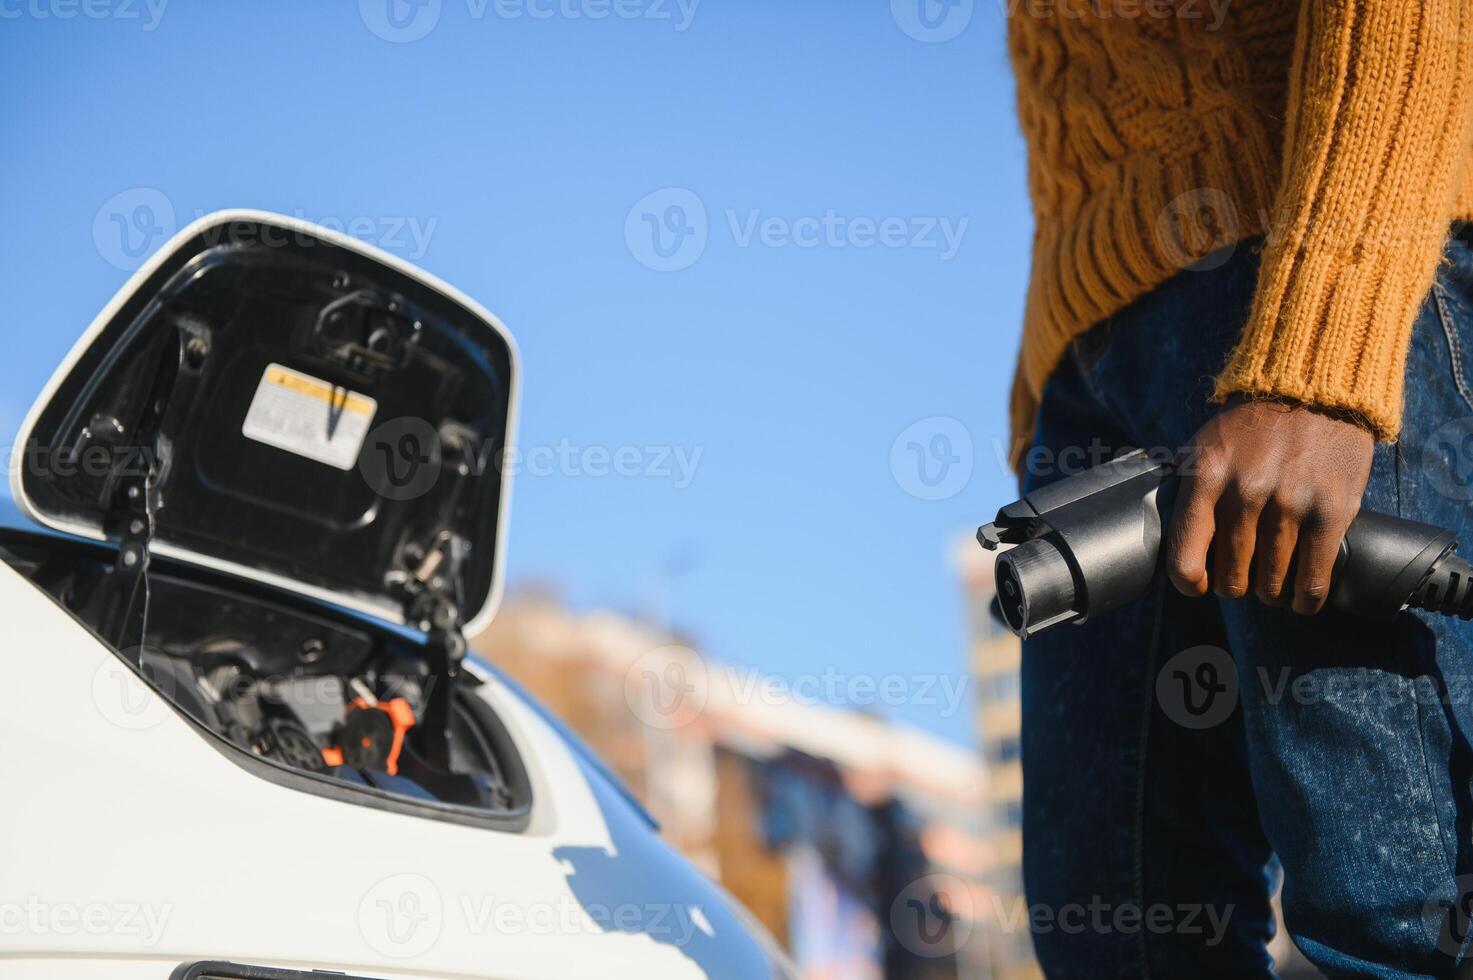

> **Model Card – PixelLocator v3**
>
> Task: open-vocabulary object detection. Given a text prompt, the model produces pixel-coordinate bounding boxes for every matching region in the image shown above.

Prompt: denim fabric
[1022,236,1473,978]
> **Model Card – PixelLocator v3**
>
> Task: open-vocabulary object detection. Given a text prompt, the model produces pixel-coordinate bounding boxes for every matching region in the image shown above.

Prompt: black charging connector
[979,449,1472,639]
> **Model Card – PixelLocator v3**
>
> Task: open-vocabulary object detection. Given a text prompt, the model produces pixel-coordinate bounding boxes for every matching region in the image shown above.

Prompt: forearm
[1215,0,1473,438]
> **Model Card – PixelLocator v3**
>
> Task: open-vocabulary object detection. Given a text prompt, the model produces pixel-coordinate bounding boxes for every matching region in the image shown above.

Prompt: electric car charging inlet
[0,210,800,980]
[978,449,1473,639]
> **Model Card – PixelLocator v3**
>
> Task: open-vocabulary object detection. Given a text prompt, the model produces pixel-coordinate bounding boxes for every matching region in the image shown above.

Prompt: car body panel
[0,212,784,977]
[0,560,774,977]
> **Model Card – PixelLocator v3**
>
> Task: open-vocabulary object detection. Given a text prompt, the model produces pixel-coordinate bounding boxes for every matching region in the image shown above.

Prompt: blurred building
[954,539,1037,980]
[472,592,991,979]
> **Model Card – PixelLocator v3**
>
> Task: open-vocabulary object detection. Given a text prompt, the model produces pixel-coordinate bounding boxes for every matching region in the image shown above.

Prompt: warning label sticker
[241,363,377,471]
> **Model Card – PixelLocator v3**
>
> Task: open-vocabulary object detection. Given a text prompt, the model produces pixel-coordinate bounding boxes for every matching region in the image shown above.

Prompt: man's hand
[1166,400,1374,615]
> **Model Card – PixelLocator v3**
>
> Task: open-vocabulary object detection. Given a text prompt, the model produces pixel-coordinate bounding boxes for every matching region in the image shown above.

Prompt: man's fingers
[1166,402,1373,613]
[1212,483,1268,599]
[1292,505,1351,615]
[1253,499,1300,606]
[1167,454,1222,597]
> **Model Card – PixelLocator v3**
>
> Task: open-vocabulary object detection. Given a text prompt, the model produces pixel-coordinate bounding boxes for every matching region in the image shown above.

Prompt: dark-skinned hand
[1166,399,1374,615]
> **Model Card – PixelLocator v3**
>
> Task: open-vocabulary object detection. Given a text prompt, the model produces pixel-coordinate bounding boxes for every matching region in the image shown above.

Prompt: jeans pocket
[1434,280,1473,414]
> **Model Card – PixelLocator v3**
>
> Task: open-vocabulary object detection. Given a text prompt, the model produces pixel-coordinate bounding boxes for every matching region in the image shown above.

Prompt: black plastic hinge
[101,335,182,655]
[397,532,468,771]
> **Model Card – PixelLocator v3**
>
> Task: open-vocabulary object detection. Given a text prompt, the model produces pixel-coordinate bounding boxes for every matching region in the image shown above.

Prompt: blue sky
[0,0,1031,744]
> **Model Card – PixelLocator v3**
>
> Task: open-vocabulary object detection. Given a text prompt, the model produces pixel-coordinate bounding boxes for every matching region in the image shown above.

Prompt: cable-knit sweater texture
[1008,0,1473,467]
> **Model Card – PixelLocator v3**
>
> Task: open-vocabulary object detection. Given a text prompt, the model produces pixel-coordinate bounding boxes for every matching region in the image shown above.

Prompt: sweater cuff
[1212,232,1447,442]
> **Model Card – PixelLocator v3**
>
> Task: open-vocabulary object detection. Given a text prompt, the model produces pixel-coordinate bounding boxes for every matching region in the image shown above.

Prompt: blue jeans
[1022,235,1473,978]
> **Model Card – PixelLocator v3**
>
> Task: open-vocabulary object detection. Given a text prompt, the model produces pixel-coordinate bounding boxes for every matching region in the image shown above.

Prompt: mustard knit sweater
[1007,0,1473,468]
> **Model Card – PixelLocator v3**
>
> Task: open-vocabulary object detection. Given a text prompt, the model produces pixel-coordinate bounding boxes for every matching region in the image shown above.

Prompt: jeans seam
[1132,575,1169,979]
[1410,683,1466,974]
[1411,680,1459,872]
[1434,283,1473,412]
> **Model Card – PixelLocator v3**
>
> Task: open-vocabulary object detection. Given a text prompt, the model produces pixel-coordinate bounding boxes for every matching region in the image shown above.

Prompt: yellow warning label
[242,363,378,471]
[263,365,376,416]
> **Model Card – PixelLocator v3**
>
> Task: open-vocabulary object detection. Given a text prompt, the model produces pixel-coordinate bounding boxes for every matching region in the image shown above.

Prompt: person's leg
[1021,246,1277,976]
[1065,236,1473,976]
[1212,238,1473,977]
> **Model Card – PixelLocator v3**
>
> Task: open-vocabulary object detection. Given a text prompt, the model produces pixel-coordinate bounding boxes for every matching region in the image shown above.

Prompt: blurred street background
[472,543,1010,978]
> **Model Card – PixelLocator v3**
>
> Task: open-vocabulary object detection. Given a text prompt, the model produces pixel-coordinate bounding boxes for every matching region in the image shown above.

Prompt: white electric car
[0,211,793,979]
